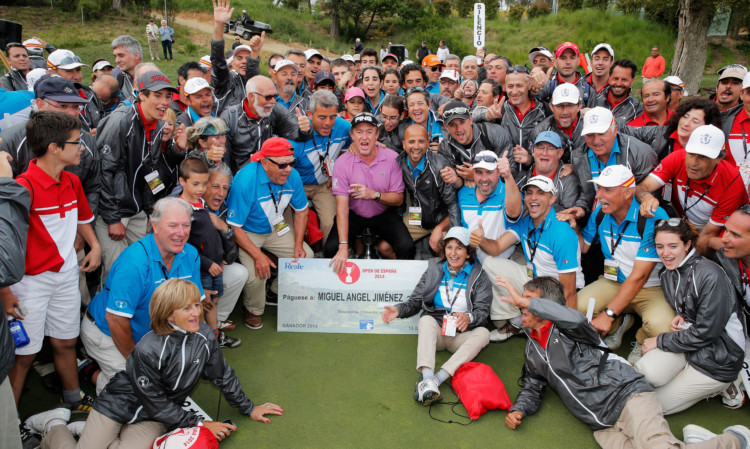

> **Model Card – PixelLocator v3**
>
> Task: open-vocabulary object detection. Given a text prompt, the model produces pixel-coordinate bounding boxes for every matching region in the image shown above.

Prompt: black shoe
[219,331,242,348]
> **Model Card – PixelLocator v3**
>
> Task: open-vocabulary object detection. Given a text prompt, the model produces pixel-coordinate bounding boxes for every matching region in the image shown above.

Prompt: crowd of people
[1,0,750,447]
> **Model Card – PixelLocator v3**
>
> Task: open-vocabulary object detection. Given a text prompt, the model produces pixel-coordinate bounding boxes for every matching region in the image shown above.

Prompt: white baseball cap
[528,46,553,64]
[443,227,471,246]
[92,60,114,72]
[184,77,214,95]
[304,49,323,61]
[588,165,635,188]
[743,72,750,90]
[472,150,498,171]
[231,45,252,58]
[273,59,300,73]
[522,175,557,194]
[439,69,460,82]
[47,49,87,70]
[581,107,615,135]
[685,125,725,159]
[341,54,354,62]
[591,43,614,59]
[198,55,212,70]
[23,38,44,56]
[551,83,581,106]
[25,68,47,91]
[664,75,687,96]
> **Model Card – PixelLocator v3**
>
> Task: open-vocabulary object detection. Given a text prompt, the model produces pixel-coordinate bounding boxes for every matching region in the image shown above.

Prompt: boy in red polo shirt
[0,111,101,414]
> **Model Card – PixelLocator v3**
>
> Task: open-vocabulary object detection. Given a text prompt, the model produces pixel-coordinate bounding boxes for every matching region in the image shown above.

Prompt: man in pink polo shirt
[326,112,415,272]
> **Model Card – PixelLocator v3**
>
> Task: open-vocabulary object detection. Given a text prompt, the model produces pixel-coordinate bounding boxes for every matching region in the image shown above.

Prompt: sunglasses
[473,154,498,164]
[265,157,296,169]
[252,91,277,102]
[427,66,443,72]
[506,65,530,74]
[444,107,470,120]
[656,218,682,227]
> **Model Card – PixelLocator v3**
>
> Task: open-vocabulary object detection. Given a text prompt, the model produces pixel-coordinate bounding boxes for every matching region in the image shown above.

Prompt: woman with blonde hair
[184,116,229,168]
[26,279,283,448]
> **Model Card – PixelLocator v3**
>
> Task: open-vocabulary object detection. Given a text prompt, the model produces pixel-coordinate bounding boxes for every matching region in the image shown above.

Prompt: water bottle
[8,317,30,348]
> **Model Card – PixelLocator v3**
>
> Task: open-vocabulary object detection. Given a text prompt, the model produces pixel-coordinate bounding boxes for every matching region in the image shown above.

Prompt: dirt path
[174,11,338,58]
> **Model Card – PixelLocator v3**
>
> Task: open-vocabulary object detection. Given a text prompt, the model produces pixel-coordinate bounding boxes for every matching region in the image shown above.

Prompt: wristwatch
[603,307,618,319]
[374,191,381,201]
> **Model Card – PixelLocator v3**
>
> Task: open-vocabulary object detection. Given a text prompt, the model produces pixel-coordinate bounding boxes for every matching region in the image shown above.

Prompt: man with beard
[628,79,672,127]
[595,59,643,124]
[220,75,311,173]
[528,83,585,166]
[272,59,308,112]
[177,77,216,127]
[586,43,614,95]
[533,42,596,108]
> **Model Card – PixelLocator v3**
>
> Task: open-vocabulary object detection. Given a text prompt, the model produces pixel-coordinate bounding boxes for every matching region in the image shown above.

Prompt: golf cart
[223,13,273,40]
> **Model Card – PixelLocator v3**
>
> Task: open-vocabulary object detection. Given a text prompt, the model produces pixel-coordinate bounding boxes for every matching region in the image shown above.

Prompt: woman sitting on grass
[634,218,745,415]
[382,227,491,405]
[25,279,283,448]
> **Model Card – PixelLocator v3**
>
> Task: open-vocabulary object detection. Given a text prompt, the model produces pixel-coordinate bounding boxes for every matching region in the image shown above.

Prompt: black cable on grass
[427,399,472,425]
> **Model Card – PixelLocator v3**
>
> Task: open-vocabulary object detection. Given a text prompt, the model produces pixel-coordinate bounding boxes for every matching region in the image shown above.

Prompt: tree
[670,0,717,95]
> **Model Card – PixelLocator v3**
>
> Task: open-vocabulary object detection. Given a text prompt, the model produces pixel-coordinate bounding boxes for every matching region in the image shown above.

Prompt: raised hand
[213,0,233,24]
[497,149,512,179]
[469,218,484,247]
[249,31,265,55]
[296,107,311,133]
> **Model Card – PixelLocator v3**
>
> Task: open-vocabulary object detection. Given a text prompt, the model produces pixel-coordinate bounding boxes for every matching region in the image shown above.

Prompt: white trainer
[603,313,634,350]
[25,408,70,435]
[682,424,716,443]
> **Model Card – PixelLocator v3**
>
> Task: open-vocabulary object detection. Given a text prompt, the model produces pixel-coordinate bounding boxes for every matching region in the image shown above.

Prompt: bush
[643,0,678,28]
[615,0,641,15]
[559,0,583,10]
[433,0,452,18]
[486,0,500,19]
[585,0,610,11]
[508,2,526,22]
[456,0,473,18]
[527,1,551,18]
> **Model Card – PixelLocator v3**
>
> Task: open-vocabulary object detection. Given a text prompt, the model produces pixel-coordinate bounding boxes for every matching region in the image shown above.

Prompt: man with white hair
[273,59,308,112]
[460,56,479,81]
[111,35,143,102]
[220,75,311,173]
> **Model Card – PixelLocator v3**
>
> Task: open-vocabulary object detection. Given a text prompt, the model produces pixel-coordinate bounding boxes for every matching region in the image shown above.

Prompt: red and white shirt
[16,160,94,275]
[650,150,747,227]
[724,107,750,189]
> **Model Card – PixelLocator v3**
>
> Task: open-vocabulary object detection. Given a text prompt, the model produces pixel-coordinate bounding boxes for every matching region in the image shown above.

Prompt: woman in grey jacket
[26,279,282,448]
[635,218,745,415]
[382,227,491,406]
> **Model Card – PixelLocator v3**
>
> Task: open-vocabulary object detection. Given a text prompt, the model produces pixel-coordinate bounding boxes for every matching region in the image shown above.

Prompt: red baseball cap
[555,42,579,57]
[250,137,294,162]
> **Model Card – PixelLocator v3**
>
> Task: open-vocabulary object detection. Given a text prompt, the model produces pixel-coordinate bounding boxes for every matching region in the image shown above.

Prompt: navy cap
[314,70,335,86]
[351,112,379,128]
[34,75,89,103]
[442,100,471,123]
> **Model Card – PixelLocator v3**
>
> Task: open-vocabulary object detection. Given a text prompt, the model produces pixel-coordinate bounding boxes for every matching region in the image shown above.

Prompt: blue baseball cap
[533,131,562,149]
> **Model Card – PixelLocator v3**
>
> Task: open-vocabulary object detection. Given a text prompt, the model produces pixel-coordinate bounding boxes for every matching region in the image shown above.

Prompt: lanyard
[739,259,750,290]
[158,261,170,280]
[608,220,631,256]
[268,185,281,215]
[443,276,464,312]
[527,221,546,263]
[682,180,710,215]
[311,132,332,173]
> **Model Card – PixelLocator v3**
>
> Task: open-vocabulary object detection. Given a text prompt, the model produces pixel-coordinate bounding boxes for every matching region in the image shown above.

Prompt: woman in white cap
[382,227,491,405]
[634,218,745,415]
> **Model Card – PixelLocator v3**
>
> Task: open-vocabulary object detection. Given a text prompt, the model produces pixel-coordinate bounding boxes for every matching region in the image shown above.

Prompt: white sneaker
[626,341,643,365]
[603,313,634,350]
[67,420,86,436]
[489,324,522,343]
[724,425,750,447]
[25,408,70,435]
[414,376,441,406]
[720,377,746,409]
[683,424,716,443]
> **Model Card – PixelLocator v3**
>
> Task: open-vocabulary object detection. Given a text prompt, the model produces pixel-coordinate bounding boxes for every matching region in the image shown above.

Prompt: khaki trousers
[577,277,674,343]
[634,349,729,415]
[416,315,490,376]
[80,315,126,395]
[94,211,149,282]
[238,229,312,316]
[593,392,740,449]
[147,39,160,60]
[42,409,164,449]
[481,257,529,321]
[304,184,336,243]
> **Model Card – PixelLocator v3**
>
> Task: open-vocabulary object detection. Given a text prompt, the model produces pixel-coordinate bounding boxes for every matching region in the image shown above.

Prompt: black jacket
[713,249,750,333]
[76,83,104,133]
[514,162,581,212]
[186,200,225,271]
[0,69,27,92]
[210,39,260,116]
[396,151,460,230]
[378,120,408,153]
[395,258,491,330]
[527,114,585,165]
[595,87,643,124]
[94,323,254,430]
[510,297,652,431]
[1,121,102,215]
[499,99,549,150]
[438,123,513,169]
[97,103,184,224]
[657,249,745,383]
[0,179,30,382]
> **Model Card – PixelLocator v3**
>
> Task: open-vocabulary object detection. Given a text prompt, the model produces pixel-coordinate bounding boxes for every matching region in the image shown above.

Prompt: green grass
[17,306,746,449]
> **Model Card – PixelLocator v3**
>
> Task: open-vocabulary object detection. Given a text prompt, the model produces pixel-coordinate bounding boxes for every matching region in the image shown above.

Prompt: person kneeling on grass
[25,279,283,449]
[382,227,491,405]
[502,275,750,449]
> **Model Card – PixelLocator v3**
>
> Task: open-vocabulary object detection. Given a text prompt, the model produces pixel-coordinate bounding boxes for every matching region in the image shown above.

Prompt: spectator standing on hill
[436,40,450,63]
[354,38,363,55]
[417,41,431,65]
[160,19,175,62]
[642,45,665,82]
[146,19,160,61]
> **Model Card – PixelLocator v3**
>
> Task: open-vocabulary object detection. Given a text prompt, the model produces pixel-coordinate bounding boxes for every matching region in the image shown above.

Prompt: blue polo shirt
[88,233,205,343]
[411,110,443,141]
[434,261,473,314]
[277,92,298,110]
[187,106,214,124]
[426,82,440,95]
[225,161,309,234]
[508,209,584,288]
[292,117,352,185]
[458,182,521,261]
[582,197,666,287]
[587,137,620,179]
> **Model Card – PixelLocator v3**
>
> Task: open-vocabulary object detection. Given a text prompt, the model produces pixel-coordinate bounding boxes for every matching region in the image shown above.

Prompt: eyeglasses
[427,66,443,72]
[473,154,498,164]
[265,157,296,169]
[506,65,530,74]
[533,144,560,153]
[64,140,82,148]
[656,218,682,227]
[443,107,469,120]
[252,91,277,102]
[43,99,83,112]
[718,64,747,75]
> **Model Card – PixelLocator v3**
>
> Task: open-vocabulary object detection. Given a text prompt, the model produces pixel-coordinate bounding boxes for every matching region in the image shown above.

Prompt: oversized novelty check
[277,258,428,334]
